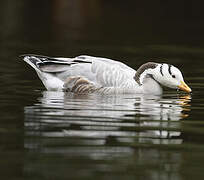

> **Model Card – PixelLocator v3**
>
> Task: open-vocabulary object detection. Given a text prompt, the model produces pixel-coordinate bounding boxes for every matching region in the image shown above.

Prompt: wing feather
[23,54,136,88]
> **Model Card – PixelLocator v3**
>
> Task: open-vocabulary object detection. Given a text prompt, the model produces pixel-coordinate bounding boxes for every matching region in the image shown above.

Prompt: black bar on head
[160,64,164,76]
[168,64,172,75]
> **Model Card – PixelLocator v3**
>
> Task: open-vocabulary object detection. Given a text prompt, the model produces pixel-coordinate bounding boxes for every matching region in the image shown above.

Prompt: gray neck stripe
[134,62,158,85]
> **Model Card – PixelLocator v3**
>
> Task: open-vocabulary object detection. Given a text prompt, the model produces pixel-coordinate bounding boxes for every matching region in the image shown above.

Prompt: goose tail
[20,54,64,91]
[20,54,45,73]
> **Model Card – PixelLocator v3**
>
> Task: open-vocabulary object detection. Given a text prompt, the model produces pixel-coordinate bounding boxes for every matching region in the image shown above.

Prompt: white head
[134,62,191,93]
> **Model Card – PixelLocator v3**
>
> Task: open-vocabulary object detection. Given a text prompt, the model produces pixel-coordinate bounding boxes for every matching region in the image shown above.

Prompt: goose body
[22,54,191,95]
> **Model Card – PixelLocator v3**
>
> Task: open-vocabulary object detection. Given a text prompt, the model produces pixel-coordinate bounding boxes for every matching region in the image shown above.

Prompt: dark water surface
[1,1,204,180]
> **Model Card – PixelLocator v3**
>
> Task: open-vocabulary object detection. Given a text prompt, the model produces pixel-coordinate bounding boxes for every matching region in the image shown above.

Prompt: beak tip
[187,89,192,93]
[178,81,192,93]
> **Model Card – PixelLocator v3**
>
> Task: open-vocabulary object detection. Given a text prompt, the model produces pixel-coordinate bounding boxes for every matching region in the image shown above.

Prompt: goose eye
[172,75,176,78]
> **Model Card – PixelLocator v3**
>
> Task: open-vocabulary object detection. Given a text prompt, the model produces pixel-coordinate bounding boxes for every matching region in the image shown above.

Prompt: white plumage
[22,54,191,95]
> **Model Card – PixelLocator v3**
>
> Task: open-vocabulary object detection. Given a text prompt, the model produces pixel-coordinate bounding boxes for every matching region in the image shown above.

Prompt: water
[23,92,190,179]
[22,92,204,180]
[1,0,204,179]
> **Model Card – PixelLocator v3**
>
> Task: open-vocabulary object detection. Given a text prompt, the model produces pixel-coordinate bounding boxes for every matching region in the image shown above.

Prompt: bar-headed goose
[22,54,191,95]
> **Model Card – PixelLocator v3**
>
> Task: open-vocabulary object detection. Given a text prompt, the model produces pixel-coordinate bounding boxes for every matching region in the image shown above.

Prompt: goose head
[134,62,191,93]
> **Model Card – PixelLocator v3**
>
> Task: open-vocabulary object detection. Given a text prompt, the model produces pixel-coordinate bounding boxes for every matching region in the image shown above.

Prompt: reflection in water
[24,91,191,146]
[24,92,191,180]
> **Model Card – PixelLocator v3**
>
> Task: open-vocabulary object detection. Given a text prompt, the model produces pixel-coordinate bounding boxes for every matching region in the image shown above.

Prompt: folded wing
[22,54,136,91]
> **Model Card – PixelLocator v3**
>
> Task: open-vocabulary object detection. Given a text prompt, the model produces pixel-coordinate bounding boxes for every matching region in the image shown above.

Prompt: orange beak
[178,81,192,93]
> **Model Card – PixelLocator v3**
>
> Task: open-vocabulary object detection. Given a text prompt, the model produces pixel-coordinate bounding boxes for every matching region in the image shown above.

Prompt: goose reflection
[24,91,191,146]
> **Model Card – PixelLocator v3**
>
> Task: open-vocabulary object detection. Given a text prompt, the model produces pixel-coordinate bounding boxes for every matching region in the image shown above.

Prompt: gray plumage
[22,54,191,95]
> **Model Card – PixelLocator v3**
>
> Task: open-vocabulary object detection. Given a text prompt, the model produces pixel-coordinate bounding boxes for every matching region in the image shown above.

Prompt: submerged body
[22,54,191,95]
